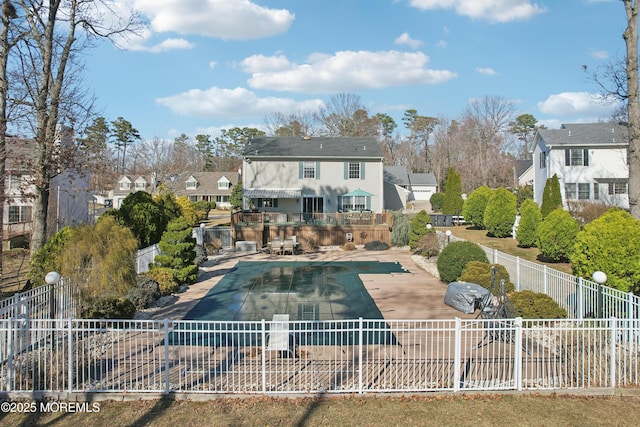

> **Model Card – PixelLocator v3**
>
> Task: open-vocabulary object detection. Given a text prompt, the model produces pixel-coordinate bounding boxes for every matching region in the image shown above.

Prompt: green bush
[517,199,542,248]
[145,267,179,295]
[391,211,410,247]
[515,185,533,210]
[193,244,208,266]
[442,168,463,215]
[483,188,517,238]
[462,186,493,229]
[364,241,390,251]
[126,275,161,309]
[540,174,562,219]
[437,241,489,283]
[537,208,579,262]
[509,290,567,319]
[570,208,640,293]
[430,192,444,212]
[458,261,515,294]
[81,297,136,320]
[154,216,198,285]
[409,210,432,250]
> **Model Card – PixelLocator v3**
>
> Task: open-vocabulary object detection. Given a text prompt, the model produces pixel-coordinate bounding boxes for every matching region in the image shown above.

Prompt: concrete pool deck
[145,247,475,321]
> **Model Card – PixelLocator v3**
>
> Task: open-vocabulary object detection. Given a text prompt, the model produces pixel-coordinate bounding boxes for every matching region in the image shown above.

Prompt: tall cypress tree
[540,174,563,218]
[442,167,463,215]
[154,217,198,285]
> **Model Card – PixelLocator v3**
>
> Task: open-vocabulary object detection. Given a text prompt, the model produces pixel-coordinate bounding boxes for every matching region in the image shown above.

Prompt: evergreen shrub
[509,290,567,319]
[483,188,517,238]
[437,241,489,283]
[537,209,579,262]
[458,261,515,294]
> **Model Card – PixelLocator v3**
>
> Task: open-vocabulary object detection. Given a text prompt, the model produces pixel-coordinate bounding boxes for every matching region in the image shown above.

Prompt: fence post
[516,257,521,292]
[358,318,363,394]
[7,318,13,392]
[261,319,267,394]
[164,319,170,394]
[610,317,617,388]
[628,292,634,343]
[67,318,73,393]
[454,318,461,392]
[514,318,523,391]
[493,249,498,264]
[543,266,548,295]
[576,278,584,321]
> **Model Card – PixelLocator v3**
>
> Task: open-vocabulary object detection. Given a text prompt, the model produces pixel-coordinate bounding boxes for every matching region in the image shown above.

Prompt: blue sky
[85,0,627,141]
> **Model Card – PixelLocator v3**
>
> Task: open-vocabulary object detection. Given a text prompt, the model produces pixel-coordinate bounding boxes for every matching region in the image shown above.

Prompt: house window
[609,181,628,195]
[539,151,546,168]
[565,148,589,166]
[303,161,316,179]
[8,205,32,224]
[256,198,278,208]
[216,195,229,203]
[578,183,590,200]
[594,183,600,200]
[348,162,360,179]
[218,180,230,190]
[565,183,577,200]
[9,175,21,191]
[342,196,367,211]
[135,181,146,190]
[186,180,197,189]
[119,181,130,190]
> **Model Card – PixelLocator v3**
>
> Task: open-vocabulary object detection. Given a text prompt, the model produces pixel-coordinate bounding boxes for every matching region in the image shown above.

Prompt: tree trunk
[625,1,640,219]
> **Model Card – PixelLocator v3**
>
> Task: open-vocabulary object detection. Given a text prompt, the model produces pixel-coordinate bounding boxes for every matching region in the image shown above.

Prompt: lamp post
[445,229,451,245]
[45,271,61,319]
[426,224,432,232]
[592,271,607,319]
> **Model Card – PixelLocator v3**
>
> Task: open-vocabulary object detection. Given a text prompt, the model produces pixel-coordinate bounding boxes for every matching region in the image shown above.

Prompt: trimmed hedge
[145,267,180,296]
[437,241,489,283]
[509,290,567,319]
[517,199,542,248]
[81,297,136,320]
[126,275,161,309]
[458,261,515,294]
[483,188,517,238]
[537,208,579,262]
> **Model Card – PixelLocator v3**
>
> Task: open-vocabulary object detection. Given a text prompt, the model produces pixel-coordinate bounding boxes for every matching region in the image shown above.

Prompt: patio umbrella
[342,188,374,197]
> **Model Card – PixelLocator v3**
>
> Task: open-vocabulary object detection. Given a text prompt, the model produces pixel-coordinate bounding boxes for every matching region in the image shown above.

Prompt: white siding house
[242,136,384,214]
[532,123,628,209]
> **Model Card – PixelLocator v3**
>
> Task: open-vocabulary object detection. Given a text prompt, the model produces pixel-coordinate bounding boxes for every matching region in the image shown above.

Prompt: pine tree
[541,174,563,218]
[154,217,198,285]
[442,167,463,215]
[230,178,243,210]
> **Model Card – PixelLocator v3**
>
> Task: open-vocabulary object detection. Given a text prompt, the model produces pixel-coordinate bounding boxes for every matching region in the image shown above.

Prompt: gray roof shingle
[243,136,382,159]
[538,123,628,147]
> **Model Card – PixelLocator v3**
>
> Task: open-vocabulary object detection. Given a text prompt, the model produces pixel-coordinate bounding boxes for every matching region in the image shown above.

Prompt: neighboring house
[3,131,91,249]
[382,167,438,210]
[531,122,629,209]
[408,172,438,201]
[110,175,155,209]
[241,136,384,213]
[515,159,534,187]
[383,166,411,211]
[164,171,239,209]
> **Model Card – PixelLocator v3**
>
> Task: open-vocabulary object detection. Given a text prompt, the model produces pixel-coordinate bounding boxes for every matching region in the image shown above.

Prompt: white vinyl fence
[482,246,640,326]
[0,317,638,394]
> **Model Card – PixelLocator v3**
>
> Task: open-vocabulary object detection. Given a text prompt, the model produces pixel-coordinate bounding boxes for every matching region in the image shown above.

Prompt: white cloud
[408,0,546,23]
[476,67,497,75]
[133,0,294,40]
[537,91,620,117]
[590,50,609,60]
[209,61,217,70]
[241,50,457,93]
[394,32,423,48]
[155,86,324,118]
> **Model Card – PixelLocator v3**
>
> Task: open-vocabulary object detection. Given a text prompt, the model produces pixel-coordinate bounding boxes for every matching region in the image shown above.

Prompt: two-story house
[241,136,384,214]
[164,171,239,209]
[531,122,629,209]
[110,175,156,209]
[3,132,91,249]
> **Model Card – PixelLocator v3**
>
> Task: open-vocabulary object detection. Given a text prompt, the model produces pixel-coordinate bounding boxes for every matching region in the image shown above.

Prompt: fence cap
[45,271,61,284]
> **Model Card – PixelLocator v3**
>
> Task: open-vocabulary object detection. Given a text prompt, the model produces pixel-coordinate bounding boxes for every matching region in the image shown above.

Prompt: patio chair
[268,314,295,358]
[270,240,283,255]
[282,239,295,255]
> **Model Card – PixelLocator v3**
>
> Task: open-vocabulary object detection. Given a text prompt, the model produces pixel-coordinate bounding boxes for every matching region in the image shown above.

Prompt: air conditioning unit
[346,232,353,242]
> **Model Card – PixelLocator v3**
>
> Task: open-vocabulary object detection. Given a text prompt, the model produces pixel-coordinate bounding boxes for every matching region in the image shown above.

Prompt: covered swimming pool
[168,260,409,346]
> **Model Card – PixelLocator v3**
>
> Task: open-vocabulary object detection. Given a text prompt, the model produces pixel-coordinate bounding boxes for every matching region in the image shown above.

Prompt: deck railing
[232,211,392,227]
[0,317,638,395]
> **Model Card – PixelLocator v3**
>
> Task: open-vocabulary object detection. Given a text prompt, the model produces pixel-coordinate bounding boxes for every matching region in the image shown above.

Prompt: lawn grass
[0,248,30,294]
[2,393,639,426]
[445,225,573,274]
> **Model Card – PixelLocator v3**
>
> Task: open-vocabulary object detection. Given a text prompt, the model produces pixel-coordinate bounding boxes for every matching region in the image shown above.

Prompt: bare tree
[4,1,141,255]
[624,0,640,219]
[264,111,320,137]
[314,93,379,137]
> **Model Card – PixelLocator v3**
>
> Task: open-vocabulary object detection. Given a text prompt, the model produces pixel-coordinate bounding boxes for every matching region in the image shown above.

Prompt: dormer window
[218,177,230,190]
[135,182,146,190]
[120,181,131,190]
[186,176,198,190]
